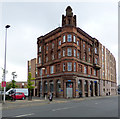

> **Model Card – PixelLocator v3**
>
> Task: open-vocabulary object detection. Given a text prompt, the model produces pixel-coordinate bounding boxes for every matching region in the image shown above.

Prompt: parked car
[9,92,26,100]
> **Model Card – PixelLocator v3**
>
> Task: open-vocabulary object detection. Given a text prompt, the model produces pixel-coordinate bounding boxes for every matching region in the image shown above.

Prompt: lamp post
[40,67,45,99]
[3,25,10,103]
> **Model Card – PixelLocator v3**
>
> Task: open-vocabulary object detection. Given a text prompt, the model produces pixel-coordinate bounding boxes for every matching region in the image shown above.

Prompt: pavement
[2,95,118,117]
[1,95,118,110]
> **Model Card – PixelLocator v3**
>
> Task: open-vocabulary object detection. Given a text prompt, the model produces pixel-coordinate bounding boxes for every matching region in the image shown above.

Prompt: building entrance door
[66,82,73,98]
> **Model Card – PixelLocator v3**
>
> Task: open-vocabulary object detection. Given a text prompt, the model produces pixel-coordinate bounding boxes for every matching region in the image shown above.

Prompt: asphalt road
[2,96,118,117]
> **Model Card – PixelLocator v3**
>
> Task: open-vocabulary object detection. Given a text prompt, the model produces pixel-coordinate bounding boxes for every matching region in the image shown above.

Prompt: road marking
[52,107,73,111]
[95,103,98,104]
[14,113,34,117]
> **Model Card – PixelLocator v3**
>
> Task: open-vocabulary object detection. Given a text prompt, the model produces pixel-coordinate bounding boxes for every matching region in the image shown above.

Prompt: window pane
[59,40,61,45]
[58,52,61,58]
[73,36,76,42]
[74,62,76,72]
[52,43,54,49]
[95,48,97,54]
[67,48,72,56]
[77,52,79,58]
[63,49,65,57]
[63,63,65,71]
[67,34,72,42]
[50,66,54,74]
[39,57,41,64]
[63,35,66,43]
[74,49,76,57]
[68,62,72,71]
[39,46,41,52]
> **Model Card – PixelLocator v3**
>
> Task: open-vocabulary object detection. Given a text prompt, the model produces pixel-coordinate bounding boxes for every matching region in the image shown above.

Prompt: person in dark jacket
[49,92,53,102]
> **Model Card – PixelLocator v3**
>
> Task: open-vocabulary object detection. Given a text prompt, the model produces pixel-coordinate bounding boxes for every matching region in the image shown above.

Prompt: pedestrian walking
[48,92,53,103]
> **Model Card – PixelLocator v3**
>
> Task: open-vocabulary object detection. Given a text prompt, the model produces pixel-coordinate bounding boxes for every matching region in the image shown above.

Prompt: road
[2,96,118,117]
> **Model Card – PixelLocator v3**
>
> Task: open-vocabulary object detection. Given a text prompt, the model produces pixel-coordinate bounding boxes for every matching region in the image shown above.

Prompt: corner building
[35,6,116,98]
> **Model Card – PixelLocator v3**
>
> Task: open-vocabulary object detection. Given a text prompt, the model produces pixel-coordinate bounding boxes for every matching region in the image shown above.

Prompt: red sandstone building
[28,6,117,98]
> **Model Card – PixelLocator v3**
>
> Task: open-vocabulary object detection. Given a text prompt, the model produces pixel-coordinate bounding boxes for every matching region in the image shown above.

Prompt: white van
[6,88,28,97]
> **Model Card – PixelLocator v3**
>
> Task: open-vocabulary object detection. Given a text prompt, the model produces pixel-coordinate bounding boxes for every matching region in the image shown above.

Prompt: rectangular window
[73,36,76,42]
[67,48,72,56]
[67,62,72,71]
[95,48,97,54]
[52,53,54,60]
[46,56,48,62]
[67,34,72,42]
[63,49,65,57]
[52,43,54,49]
[50,66,54,74]
[102,56,104,62]
[58,52,61,58]
[46,46,48,51]
[102,64,104,69]
[84,66,87,74]
[59,40,61,46]
[74,49,76,57]
[77,41,79,46]
[88,56,91,63]
[83,55,85,61]
[77,51,79,58]
[45,68,47,74]
[39,46,41,52]
[39,68,42,75]
[94,69,97,76]
[63,63,65,72]
[83,44,85,49]
[103,71,104,77]
[74,62,76,72]
[95,58,97,64]
[39,56,41,64]
[63,35,66,43]
[88,48,90,52]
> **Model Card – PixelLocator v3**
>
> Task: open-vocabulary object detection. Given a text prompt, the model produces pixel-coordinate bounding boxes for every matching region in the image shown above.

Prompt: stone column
[47,80,50,97]
[53,80,56,98]
[76,78,79,98]
[93,81,95,96]
[82,80,85,97]
[42,81,44,97]
[64,81,66,98]
[88,80,91,97]
[97,82,99,96]
[60,79,64,98]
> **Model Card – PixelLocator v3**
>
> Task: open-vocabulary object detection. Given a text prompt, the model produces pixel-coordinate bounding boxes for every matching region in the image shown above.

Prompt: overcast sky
[0,1,118,84]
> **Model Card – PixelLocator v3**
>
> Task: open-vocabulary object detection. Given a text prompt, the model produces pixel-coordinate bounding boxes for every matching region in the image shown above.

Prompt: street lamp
[40,67,45,99]
[3,25,10,103]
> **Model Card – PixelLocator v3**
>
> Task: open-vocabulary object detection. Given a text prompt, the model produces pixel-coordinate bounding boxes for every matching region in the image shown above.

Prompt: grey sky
[0,1,118,84]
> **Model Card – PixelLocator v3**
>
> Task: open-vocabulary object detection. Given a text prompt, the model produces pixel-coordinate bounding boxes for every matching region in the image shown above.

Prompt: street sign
[2,81,6,87]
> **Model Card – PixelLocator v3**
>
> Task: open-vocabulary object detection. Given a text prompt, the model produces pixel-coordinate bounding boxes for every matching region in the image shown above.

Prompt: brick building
[28,58,37,96]
[7,81,27,88]
[28,6,117,98]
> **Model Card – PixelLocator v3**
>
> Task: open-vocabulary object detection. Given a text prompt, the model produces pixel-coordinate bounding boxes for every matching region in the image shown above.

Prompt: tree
[9,80,19,88]
[26,72,35,100]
